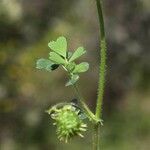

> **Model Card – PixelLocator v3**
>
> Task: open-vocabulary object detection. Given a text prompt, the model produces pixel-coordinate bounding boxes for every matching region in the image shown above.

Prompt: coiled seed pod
[47,104,87,143]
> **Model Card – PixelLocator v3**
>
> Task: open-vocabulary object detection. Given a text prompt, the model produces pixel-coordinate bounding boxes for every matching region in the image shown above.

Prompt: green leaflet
[72,62,89,74]
[49,52,66,65]
[36,58,59,71]
[48,36,67,58]
[65,75,79,86]
[69,47,86,62]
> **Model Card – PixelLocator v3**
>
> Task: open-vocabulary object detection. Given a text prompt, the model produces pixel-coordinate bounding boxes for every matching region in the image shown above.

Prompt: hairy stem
[94,0,107,150]
[93,124,100,150]
[96,40,106,118]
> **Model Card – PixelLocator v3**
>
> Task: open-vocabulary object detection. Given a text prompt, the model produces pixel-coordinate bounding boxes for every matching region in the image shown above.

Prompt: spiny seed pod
[47,104,87,143]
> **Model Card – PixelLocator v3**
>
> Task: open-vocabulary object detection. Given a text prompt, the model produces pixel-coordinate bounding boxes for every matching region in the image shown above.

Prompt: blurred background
[0,0,150,150]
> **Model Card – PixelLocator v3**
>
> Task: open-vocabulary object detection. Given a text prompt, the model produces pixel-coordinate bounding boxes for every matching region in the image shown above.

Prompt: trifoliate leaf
[72,62,89,74]
[69,47,86,62]
[48,36,67,58]
[49,52,66,65]
[36,58,59,71]
[65,75,79,86]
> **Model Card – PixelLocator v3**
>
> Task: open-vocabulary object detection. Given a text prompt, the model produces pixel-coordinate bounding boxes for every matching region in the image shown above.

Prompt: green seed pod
[48,104,87,143]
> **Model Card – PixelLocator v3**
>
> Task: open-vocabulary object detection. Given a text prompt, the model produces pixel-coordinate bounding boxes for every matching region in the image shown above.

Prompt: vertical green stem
[96,39,106,118]
[93,123,100,150]
[94,0,107,150]
[95,0,106,119]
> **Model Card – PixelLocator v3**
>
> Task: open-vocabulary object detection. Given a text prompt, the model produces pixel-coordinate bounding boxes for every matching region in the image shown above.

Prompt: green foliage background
[0,0,150,150]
